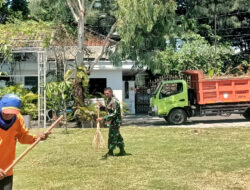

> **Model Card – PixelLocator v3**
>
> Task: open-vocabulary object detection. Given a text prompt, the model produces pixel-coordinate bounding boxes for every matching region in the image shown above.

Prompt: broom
[92,106,105,148]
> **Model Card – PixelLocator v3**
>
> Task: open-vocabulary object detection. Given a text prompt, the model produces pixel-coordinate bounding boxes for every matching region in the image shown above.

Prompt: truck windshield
[152,82,162,96]
[159,82,183,98]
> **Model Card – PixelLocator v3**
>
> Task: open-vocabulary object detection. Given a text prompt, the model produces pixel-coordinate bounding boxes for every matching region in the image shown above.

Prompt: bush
[0,85,38,118]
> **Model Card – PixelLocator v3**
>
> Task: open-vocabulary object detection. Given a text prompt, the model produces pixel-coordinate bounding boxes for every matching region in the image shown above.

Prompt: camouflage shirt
[103,96,122,127]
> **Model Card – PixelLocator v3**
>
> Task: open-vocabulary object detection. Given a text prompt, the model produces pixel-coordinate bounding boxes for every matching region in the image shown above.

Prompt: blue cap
[0,94,21,114]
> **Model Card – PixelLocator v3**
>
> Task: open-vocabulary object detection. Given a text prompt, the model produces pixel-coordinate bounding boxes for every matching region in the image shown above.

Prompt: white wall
[123,81,135,114]
[13,61,38,76]
[1,54,38,87]
[2,58,138,113]
[90,70,123,103]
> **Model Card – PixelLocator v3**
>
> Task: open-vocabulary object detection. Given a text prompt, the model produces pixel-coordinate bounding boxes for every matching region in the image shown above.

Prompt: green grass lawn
[13,127,250,190]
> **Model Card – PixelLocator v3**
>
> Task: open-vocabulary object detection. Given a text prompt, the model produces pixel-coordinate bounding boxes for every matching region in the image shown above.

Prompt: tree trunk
[78,15,85,53]
[52,111,58,120]
[77,1,85,66]
[62,97,68,132]
[73,79,85,107]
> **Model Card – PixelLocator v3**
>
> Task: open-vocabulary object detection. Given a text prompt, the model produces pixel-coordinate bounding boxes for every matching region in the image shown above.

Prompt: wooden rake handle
[4,115,64,173]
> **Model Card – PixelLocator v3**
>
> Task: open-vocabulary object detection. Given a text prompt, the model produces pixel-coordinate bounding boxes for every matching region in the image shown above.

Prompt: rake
[4,115,64,173]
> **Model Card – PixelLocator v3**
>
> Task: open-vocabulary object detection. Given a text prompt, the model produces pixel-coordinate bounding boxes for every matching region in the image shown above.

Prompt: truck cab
[149,80,189,125]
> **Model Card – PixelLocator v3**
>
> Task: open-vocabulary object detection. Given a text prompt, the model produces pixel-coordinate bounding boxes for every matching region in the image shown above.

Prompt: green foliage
[0,85,38,118]
[121,102,130,116]
[0,72,8,76]
[70,65,97,125]
[0,20,53,44]
[0,0,29,23]
[86,0,117,35]
[28,0,117,36]
[46,66,94,125]
[0,20,53,61]
[46,80,72,118]
[175,0,250,55]
[21,93,38,119]
[29,0,73,24]
[184,0,248,29]
[73,103,98,122]
[174,0,250,72]
[111,0,177,66]
[46,82,63,114]
[11,0,29,18]
[73,65,89,100]
[224,53,250,75]
[152,33,234,75]
[0,43,12,64]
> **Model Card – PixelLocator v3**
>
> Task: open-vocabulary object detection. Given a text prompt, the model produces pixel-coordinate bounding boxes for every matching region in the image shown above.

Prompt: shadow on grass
[100,153,133,160]
[114,153,132,157]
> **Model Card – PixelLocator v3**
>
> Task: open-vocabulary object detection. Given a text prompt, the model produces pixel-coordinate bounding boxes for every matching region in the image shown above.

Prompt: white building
[0,44,146,115]
[90,60,137,114]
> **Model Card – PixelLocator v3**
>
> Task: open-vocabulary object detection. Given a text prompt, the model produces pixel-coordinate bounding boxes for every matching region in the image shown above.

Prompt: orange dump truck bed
[183,70,250,105]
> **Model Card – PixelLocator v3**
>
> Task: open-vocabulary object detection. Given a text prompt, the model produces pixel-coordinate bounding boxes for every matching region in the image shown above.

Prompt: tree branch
[66,0,79,22]
[85,0,97,17]
[0,55,8,68]
[89,22,117,72]
[0,45,11,69]
[87,0,97,14]
[77,0,84,11]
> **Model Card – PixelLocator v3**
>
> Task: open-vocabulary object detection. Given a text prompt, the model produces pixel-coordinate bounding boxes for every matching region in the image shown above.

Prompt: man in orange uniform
[0,94,50,190]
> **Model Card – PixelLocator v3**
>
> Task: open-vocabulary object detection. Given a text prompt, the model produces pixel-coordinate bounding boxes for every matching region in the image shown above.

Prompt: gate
[135,87,150,114]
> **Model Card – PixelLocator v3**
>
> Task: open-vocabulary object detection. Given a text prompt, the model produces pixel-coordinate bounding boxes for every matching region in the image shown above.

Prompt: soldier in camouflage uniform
[98,87,126,158]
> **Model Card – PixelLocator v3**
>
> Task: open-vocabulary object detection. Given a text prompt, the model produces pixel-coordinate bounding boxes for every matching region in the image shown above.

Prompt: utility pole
[214,0,217,67]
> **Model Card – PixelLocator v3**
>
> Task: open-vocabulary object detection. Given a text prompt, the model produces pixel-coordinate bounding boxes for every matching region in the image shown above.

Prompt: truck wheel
[243,110,250,120]
[167,109,187,125]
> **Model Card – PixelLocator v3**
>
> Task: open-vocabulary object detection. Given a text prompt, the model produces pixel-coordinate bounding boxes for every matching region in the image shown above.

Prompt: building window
[24,76,38,87]
[89,78,107,97]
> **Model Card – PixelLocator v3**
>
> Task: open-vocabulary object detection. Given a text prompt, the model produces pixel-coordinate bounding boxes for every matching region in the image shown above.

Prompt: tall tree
[64,0,117,110]
[0,1,9,23]
[29,0,75,30]
[111,0,177,68]
[11,0,29,18]
[29,0,117,66]
[0,0,29,23]
[152,33,234,75]
[86,0,116,35]
[175,0,250,51]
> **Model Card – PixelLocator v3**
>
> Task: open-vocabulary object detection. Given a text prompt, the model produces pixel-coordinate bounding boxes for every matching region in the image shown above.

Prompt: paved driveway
[122,114,250,128]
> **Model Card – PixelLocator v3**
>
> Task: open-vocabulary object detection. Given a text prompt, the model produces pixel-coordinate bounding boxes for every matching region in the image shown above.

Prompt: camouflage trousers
[108,126,124,150]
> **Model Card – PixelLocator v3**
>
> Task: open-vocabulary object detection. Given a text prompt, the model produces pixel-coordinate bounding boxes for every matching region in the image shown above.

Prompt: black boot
[117,147,126,156]
[102,149,114,158]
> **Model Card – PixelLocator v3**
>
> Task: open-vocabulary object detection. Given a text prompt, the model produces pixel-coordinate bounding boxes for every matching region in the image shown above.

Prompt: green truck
[149,70,250,125]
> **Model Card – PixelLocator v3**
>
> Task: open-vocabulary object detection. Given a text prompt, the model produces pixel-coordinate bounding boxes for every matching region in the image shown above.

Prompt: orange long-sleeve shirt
[0,113,36,176]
